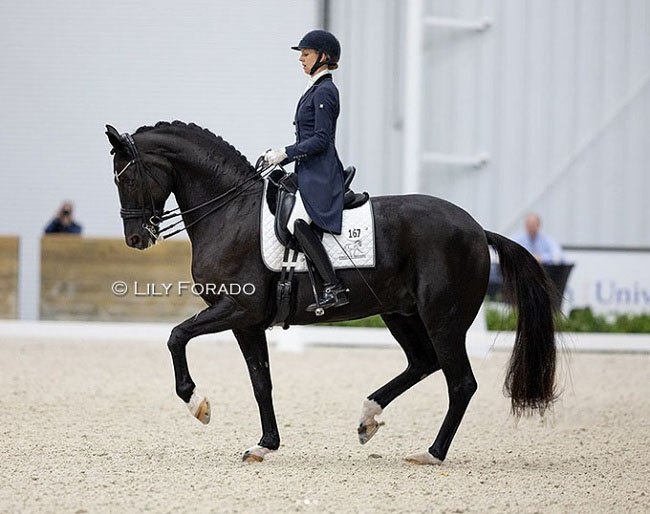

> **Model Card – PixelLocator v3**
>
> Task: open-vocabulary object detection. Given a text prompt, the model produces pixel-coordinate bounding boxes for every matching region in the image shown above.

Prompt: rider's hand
[264,148,287,165]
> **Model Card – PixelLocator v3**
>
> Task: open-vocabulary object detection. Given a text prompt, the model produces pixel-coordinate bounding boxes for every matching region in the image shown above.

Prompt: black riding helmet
[291,29,341,75]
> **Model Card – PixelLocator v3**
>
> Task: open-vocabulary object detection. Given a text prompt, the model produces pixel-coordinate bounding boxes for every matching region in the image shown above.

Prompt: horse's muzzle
[128,234,142,247]
[126,231,152,250]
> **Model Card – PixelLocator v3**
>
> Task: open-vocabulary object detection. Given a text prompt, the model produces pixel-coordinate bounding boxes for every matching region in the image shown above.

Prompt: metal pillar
[402,2,492,194]
[402,0,424,194]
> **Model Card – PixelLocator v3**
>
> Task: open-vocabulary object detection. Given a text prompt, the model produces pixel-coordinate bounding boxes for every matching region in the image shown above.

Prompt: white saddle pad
[260,181,376,273]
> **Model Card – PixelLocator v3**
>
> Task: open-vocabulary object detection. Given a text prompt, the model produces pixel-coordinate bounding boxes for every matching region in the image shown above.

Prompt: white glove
[264,148,287,165]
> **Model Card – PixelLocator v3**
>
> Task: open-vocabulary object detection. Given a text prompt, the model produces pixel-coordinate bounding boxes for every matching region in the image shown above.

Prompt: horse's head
[105,124,174,250]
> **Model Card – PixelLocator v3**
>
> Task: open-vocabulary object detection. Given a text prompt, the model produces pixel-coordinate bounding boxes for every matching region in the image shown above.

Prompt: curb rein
[115,133,275,242]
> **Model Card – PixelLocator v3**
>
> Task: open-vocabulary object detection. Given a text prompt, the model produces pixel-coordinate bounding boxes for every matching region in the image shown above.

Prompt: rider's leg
[287,191,311,236]
[293,218,349,312]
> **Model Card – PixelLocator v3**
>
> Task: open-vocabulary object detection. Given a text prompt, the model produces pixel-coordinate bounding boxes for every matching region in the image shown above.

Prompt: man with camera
[44,201,82,234]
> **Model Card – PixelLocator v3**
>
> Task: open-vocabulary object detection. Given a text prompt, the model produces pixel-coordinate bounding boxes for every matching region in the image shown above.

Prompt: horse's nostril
[129,234,141,246]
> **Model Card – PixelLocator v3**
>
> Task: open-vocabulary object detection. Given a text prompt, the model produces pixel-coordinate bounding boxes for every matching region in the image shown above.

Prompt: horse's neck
[184,187,262,284]
[148,130,263,258]
[175,172,263,256]
[167,143,257,222]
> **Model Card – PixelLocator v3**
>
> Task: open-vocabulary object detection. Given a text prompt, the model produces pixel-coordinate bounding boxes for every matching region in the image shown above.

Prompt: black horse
[106,121,558,464]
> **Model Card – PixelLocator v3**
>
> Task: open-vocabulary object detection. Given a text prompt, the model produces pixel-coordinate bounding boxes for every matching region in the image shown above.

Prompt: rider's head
[292,30,341,76]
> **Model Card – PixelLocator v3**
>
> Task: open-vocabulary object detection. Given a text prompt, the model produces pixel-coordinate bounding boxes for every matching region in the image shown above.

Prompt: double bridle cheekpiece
[115,132,164,242]
[115,132,274,242]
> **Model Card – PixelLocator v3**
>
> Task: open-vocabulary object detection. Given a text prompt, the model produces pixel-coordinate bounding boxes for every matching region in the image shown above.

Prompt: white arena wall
[329,0,650,247]
[0,0,321,319]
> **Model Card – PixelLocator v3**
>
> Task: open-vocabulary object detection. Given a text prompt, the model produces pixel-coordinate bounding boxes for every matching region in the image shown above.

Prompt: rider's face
[299,48,324,75]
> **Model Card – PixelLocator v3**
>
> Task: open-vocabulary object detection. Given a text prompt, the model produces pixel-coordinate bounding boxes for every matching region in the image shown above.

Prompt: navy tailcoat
[284,74,344,234]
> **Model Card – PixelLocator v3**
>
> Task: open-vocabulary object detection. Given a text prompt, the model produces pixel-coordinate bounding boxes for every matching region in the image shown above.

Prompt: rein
[157,155,275,239]
[117,133,274,241]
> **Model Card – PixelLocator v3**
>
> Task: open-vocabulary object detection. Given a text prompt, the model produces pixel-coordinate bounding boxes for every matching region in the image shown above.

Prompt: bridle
[114,133,165,242]
[114,132,274,242]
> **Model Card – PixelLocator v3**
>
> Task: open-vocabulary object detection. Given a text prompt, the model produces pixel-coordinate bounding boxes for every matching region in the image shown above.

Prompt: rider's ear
[105,124,127,155]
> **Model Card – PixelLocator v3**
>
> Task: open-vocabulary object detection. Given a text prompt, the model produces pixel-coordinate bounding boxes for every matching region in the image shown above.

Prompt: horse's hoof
[242,445,273,463]
[186,390,211,424]
[358,420,384,445]
[242,452,264,463]
[404,451,443,466]
[358,399,384,445]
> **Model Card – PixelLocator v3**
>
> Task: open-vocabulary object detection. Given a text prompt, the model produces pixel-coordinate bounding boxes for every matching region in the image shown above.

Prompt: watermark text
[111,280,256,297]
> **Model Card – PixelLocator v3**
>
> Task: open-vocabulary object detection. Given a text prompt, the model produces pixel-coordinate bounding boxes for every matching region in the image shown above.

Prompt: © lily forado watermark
[111,280,256,297]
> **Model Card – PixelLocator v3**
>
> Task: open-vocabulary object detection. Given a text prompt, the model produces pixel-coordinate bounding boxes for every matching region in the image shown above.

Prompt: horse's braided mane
[134,120,253,171]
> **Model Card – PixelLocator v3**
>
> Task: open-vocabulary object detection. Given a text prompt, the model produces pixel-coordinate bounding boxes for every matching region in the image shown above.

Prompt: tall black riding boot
[293,219,349,312]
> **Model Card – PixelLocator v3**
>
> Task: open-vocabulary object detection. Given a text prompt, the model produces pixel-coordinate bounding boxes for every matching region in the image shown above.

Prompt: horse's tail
[485,230,559,417]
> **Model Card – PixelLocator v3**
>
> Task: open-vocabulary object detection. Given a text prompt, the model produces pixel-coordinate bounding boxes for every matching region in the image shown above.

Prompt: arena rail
[0,236,19,319]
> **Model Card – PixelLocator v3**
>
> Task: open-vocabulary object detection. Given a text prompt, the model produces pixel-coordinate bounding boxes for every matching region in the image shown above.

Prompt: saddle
[266,165,369,329]
[266,166,369,250]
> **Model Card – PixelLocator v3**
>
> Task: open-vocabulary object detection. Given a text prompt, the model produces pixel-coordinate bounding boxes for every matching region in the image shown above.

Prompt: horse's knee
[167,326,188,352]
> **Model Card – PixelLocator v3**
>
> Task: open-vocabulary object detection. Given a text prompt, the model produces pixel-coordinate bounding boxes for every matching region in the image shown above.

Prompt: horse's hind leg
[405,324,477,465]
[358,312,440,444]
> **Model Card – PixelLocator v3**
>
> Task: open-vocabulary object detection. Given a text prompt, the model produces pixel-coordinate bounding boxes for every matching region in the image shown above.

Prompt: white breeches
[287,191,312,234]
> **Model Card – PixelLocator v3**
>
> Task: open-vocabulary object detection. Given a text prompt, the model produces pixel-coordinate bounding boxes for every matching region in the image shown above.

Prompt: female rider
[265,30,348,313]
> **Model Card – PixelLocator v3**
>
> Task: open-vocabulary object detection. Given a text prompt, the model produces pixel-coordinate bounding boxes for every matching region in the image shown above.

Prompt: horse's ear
[105,124,126,154]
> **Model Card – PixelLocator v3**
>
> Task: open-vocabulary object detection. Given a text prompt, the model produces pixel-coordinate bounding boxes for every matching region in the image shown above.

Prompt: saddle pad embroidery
[260,181,376,273]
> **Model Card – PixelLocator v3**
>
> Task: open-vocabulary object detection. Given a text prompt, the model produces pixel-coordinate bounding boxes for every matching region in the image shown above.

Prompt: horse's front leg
[167,298,237,424]
[232,327,280,463]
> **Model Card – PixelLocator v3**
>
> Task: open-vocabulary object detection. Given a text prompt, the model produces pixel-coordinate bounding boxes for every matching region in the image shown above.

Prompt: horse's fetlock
[259,435,280,451]
[360,398,383,420]
[428,446,447,463]
[176,383,195,403]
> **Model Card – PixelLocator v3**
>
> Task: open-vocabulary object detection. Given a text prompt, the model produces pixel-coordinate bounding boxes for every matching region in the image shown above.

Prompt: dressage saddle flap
[266,169,297,215]
[274,189,298,250]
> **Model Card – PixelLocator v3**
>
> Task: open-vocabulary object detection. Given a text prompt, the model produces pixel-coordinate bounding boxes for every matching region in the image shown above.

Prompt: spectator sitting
[44,201,82,235]
[512,213,562,264]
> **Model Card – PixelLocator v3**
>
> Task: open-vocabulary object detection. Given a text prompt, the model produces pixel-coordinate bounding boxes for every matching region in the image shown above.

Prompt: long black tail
[485,230,558,417]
